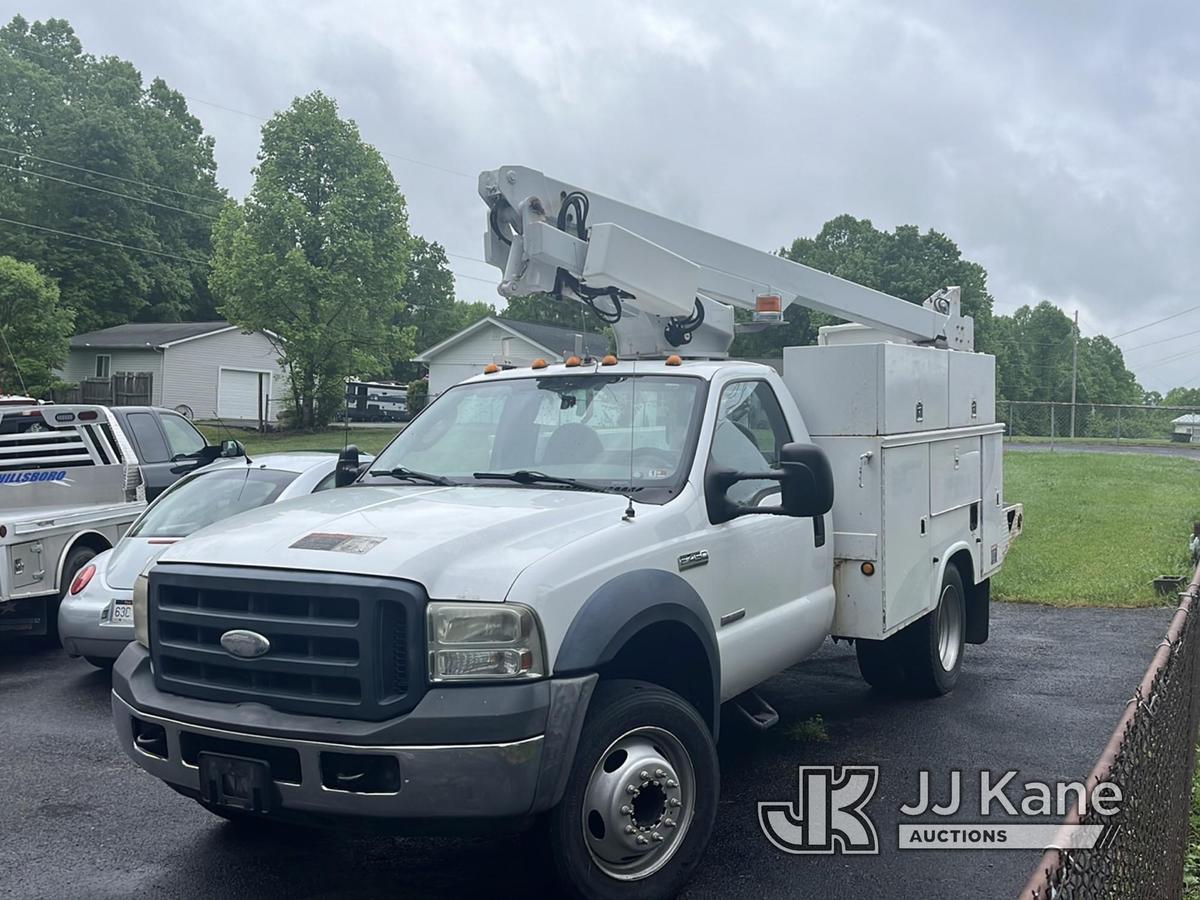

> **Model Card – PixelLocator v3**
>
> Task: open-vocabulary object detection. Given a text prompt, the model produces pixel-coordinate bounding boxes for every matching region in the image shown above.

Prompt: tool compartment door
[881,442,932,635]
[929,436,982,516]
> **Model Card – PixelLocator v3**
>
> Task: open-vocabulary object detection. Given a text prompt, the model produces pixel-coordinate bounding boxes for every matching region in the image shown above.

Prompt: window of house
[95,355,111,379]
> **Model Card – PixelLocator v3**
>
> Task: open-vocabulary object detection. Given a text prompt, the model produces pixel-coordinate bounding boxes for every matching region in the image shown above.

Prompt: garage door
[218,369,268,420]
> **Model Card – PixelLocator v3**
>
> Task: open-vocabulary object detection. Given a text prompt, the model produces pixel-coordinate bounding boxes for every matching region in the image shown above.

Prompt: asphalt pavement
[0,602,1175,900]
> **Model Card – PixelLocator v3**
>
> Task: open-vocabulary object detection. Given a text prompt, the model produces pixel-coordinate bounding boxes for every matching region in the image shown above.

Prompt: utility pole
[1070,309,1079,438]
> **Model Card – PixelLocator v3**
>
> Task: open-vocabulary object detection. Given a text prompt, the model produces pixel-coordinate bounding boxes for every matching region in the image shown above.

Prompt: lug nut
[620,805,632,815]
[655,768,666,779]
[652,832,664,842]
[639,770,650,780]
[664,817,676,827]
[666,779,678,788]
[624,824,636,834]
[636,834,649,845]
[626,785,637,794]
[669,798,681,807]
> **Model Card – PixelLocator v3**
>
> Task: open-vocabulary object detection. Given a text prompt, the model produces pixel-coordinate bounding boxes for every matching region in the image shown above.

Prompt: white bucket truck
[114,166,1021,899]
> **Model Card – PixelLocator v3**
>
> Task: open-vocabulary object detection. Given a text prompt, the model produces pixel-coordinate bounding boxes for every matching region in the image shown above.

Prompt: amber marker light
[531,358,548,369]
[565,356,582,367]
[483,363,500,374]
[861,561,876,576]
[601,355,618,366]
[665,355,683,366]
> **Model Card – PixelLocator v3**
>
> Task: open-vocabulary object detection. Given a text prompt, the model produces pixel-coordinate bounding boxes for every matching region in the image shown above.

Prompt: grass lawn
[994,452,1200,606]
[197,425,400,457]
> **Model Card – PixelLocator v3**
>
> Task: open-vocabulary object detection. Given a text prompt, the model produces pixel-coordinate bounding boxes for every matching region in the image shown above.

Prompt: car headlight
[132,569,151,648]
[427,602,544,682]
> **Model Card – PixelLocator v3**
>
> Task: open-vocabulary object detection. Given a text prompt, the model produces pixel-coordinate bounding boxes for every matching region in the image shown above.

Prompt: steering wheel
[631,446,677,469]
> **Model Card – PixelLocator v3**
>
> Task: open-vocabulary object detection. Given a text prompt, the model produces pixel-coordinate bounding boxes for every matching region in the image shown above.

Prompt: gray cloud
[20,0,1200,391]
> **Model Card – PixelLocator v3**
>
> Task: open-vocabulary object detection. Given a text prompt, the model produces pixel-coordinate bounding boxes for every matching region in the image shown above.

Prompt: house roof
[70,321,236,350]
[1173,414,1200,425]
[416,316,608,362]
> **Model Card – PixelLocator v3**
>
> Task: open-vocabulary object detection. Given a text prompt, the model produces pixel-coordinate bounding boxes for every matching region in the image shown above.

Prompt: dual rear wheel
[855,565,967,696]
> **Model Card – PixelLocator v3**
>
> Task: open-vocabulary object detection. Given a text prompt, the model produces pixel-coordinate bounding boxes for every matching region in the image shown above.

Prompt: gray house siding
[163,329,286,423]
[60,349,164,405]
[425,323,546,396]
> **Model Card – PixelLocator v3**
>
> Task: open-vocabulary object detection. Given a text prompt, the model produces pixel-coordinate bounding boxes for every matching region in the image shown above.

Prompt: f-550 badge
[677,550,709,571]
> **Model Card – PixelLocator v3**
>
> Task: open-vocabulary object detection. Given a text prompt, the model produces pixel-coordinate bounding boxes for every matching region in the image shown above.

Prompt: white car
[59,452,366,667]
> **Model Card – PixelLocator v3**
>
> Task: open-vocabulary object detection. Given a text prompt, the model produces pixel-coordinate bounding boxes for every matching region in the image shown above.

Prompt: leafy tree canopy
[0,15,225,331]
[0,255,74,397]
[210,91,412,429]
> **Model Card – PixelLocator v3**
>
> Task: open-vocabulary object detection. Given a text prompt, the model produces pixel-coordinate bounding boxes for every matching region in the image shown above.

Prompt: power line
[0,147,223,206]
[1110,304,1200,340]
[1121,325,1200,353]
[0,215,209,265]
[0,160,219,221]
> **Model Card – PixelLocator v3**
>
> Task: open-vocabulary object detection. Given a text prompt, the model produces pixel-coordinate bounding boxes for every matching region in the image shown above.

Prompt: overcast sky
[20,1,1200,393]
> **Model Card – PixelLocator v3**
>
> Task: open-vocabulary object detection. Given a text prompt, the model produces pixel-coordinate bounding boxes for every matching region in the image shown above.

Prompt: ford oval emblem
[220,629,270,659]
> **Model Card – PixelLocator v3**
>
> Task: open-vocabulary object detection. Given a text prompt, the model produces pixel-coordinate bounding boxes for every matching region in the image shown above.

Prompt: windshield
[128,467,298,538]
[370,374,706,501]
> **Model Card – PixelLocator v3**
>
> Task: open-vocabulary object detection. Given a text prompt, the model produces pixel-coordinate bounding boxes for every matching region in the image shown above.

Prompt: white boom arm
[479,165,972,358]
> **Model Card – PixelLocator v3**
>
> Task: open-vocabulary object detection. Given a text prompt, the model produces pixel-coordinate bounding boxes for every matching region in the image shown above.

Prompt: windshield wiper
[473,470,615,494]
[369,466,454,486]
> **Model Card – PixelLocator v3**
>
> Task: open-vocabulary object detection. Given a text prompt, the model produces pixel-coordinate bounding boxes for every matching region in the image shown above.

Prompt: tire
[84,655,116,670]
[902,565,967,696]
[542,680,719,900]
[855,637,906,690]
[51,545,97,644]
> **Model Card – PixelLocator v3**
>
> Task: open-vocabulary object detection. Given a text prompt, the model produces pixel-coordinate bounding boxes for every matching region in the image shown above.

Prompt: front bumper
[112,644,596,828]
[59,586,132,660]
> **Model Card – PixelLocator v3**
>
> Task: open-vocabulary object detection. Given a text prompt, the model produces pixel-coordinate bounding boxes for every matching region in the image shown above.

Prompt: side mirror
[335,444,361,488]
[705,441,834,530]
[219,439,246,459]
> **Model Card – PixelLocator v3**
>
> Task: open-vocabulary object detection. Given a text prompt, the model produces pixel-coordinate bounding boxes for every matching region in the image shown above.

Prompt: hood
[158,484,628,600]
[107,537,178,591]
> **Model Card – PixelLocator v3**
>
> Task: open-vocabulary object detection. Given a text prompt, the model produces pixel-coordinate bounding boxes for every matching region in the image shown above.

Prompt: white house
[62,321,287,424]
[416,317,609,396]
[1172,414,1200,443]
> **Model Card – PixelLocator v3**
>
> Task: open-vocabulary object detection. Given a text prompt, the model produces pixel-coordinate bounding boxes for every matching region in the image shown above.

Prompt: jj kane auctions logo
[760,767,1121,853]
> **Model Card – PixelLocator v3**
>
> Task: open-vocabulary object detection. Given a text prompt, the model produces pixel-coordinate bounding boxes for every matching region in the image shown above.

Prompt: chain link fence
[1003,401,1200,443]
[1021,568,1200,898]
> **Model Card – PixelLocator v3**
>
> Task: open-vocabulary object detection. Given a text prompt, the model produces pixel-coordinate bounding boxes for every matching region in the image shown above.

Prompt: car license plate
[110,601,134,624]
[198,753,273,813]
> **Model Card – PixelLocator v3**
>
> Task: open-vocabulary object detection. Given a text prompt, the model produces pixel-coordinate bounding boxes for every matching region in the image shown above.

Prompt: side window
[708,381,793,505]
[95,355,111,378]
[126,412,169,463]
[160,413,207,457]
[312,471,338,492]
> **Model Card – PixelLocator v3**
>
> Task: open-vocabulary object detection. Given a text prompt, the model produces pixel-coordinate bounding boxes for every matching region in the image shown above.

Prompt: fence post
[1116,405,1122,442]
[1050,403,1055,450]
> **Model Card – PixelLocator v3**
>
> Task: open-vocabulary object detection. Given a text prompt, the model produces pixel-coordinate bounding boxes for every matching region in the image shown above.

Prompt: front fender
[554,569,720,729]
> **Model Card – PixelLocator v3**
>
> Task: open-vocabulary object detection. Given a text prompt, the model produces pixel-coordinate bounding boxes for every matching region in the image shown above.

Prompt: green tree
[0,16,225,330]
[392,236,493,380]
[0,255,74,397]
[502,292,596,330]
[210,92,411,429]
[736,215,996,358]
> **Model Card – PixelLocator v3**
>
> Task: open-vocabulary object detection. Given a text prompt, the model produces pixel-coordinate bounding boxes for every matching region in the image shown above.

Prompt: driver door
[688,379,833,699]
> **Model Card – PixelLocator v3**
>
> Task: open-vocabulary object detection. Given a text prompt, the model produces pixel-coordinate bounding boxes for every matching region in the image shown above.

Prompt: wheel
[855,637,905,690]
[84,655,116,670]
[902,565,967,696]
[174,404,194,420]
[542,680,719,900]
[51,545,97,644]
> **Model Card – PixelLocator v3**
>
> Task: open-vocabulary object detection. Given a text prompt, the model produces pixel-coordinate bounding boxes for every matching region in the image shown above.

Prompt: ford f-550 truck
[114,166,1021,899]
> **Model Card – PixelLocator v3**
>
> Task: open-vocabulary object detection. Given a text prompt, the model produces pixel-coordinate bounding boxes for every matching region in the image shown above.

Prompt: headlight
[132,569,151,648]
[427,602,544,682]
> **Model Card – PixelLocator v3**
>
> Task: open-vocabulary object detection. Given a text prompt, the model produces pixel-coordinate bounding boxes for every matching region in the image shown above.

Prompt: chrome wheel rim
[936,582,964,672]
[581,726,696,881]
